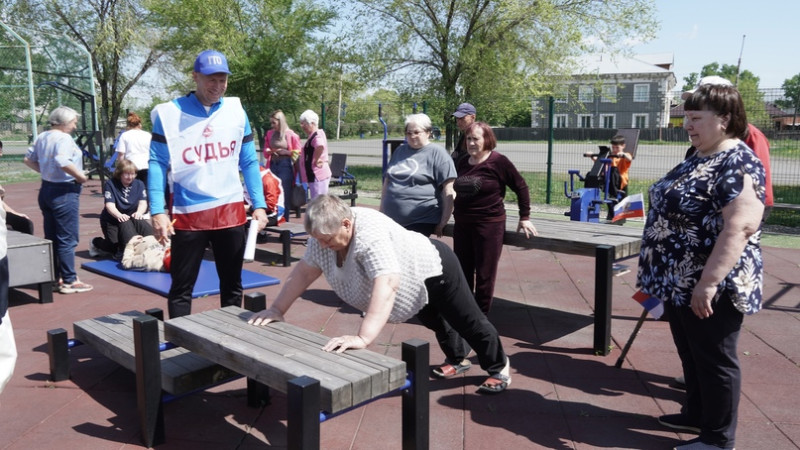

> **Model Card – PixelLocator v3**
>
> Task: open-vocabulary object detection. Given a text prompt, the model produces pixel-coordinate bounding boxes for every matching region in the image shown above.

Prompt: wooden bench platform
[262,221,309,266]
[47,294,429,449]
[165,306,407,413]
[443,217,643,355]
[62,310,238,395]
[164,305,428,449]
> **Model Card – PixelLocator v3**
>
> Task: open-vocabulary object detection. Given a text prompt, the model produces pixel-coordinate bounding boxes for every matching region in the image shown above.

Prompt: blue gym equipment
[563,129,639,223]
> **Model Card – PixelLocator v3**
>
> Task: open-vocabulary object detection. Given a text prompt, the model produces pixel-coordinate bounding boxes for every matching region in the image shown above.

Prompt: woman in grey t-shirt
[380,113,456,237]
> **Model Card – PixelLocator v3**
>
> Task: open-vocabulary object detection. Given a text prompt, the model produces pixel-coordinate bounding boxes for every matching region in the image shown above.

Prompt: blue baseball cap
[194,50,231,75]
[452,103,476,118]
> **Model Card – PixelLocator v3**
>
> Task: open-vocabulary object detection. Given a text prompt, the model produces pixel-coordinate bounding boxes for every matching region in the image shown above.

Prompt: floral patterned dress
[636,141,766,315]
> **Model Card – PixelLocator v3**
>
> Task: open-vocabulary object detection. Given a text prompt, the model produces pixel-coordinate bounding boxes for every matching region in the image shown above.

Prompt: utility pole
[735,34,746,86]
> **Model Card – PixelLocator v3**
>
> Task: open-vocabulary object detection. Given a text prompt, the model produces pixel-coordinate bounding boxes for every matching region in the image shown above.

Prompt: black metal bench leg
[287,376,320,450]
[244,293,271,407]
[47,328,69,381]
[38,282,53,304]
[281,230,291,267]
[134,315,165,447]
[594,245,614,356]
[402,339,429,450]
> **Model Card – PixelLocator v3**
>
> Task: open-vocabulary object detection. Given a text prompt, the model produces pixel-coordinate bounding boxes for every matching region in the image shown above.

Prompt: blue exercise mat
[82,259,280,298]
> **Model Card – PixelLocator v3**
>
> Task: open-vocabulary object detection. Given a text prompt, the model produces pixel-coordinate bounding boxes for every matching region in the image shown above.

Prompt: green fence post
[546,96,555,204]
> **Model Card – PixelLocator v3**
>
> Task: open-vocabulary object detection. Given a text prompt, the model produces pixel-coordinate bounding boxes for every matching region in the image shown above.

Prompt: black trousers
[100,217,155,252]
[167,226,246,318]
[666,299,743,449]
[416,239,506,374]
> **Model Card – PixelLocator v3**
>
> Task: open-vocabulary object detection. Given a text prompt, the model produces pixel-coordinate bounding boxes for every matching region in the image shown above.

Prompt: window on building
[578,85,593,102]
[554,87,568,103]
[578,114,593,128]
[601,114,616,129]
[601,85,617,103]
[555,114,568,128]
[633,114,648,128]
[633,84,650,102]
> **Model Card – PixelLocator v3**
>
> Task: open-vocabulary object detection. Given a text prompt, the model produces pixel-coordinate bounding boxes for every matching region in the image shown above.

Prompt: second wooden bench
[262,221,308,266]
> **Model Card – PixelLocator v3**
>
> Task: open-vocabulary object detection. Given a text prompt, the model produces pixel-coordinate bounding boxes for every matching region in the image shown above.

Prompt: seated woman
[90,159,154,259]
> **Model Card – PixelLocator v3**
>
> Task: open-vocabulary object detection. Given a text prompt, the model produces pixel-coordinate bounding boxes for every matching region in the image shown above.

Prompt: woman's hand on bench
[247,307,284,326]
[322,335,368,353]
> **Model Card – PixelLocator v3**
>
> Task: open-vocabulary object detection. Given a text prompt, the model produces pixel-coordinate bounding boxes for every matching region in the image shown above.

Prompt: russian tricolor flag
[612,193,645,222]
[632,290,664,319]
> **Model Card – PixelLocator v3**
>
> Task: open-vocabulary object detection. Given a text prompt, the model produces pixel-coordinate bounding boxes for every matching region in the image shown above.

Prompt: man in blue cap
[148,50,268,318]
[451,102,476,163]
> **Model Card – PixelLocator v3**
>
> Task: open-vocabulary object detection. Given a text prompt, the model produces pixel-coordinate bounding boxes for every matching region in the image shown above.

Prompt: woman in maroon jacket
[452,122,537,315]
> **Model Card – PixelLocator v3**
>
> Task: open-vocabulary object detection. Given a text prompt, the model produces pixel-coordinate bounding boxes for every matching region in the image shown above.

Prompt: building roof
[573,53,674,76]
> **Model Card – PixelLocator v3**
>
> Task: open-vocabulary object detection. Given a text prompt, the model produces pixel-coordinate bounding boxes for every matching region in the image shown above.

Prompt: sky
[629,0,800,89]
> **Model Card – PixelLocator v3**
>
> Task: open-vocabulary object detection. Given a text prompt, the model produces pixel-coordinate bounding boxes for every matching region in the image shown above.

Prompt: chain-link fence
[0,22,95,145]
[308,89,800,209]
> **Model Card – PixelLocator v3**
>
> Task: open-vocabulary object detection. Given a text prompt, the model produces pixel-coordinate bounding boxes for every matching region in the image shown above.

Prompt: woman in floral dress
[637,84,765,450]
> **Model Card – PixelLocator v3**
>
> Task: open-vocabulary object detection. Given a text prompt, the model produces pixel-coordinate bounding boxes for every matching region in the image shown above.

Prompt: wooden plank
[266,321,406,391]
[443,217,643,260]
[199,309,393,402]
[165,307,406,413]
[165,312,352,412]
[73,311,237,395]
[190,311,373,405]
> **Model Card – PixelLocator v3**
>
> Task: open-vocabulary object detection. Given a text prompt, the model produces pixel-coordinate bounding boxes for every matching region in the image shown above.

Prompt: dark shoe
[432,359,471,378]
[477,373,510,394]
[89,238,111,258]
[672,374,687,389]
[659,413,700,434]
[477,356,511,394]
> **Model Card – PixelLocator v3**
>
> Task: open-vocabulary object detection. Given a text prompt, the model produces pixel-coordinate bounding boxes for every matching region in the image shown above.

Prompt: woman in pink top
[298,109,331,199]
[264,110,302,222]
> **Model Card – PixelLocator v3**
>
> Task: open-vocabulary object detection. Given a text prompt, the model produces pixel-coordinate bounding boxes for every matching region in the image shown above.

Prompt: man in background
[451,103,476,163]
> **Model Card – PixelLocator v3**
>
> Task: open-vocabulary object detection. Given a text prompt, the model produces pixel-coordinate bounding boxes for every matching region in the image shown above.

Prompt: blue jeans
[270,157,295,222]
[38,181,82,284]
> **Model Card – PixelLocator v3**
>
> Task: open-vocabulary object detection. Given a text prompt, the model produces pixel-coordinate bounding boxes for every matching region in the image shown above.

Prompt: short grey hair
[299,109,319,126]
[48,106,80,127]
[304,194,353,236]
[404,113,432,133]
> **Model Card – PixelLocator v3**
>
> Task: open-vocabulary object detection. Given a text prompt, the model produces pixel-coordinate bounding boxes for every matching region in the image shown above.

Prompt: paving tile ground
[1,179,799,449]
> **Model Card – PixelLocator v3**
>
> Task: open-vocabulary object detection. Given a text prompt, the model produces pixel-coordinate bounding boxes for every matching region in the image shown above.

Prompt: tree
[686,63,769,127]
[148,0,342,144]
[4,0,162,141]
[777,73,800,128]
[339,0,658,148]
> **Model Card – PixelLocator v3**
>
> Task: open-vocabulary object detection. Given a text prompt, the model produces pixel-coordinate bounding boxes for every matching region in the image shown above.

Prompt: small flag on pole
[632,290,664,319]
[612,193,645,222]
